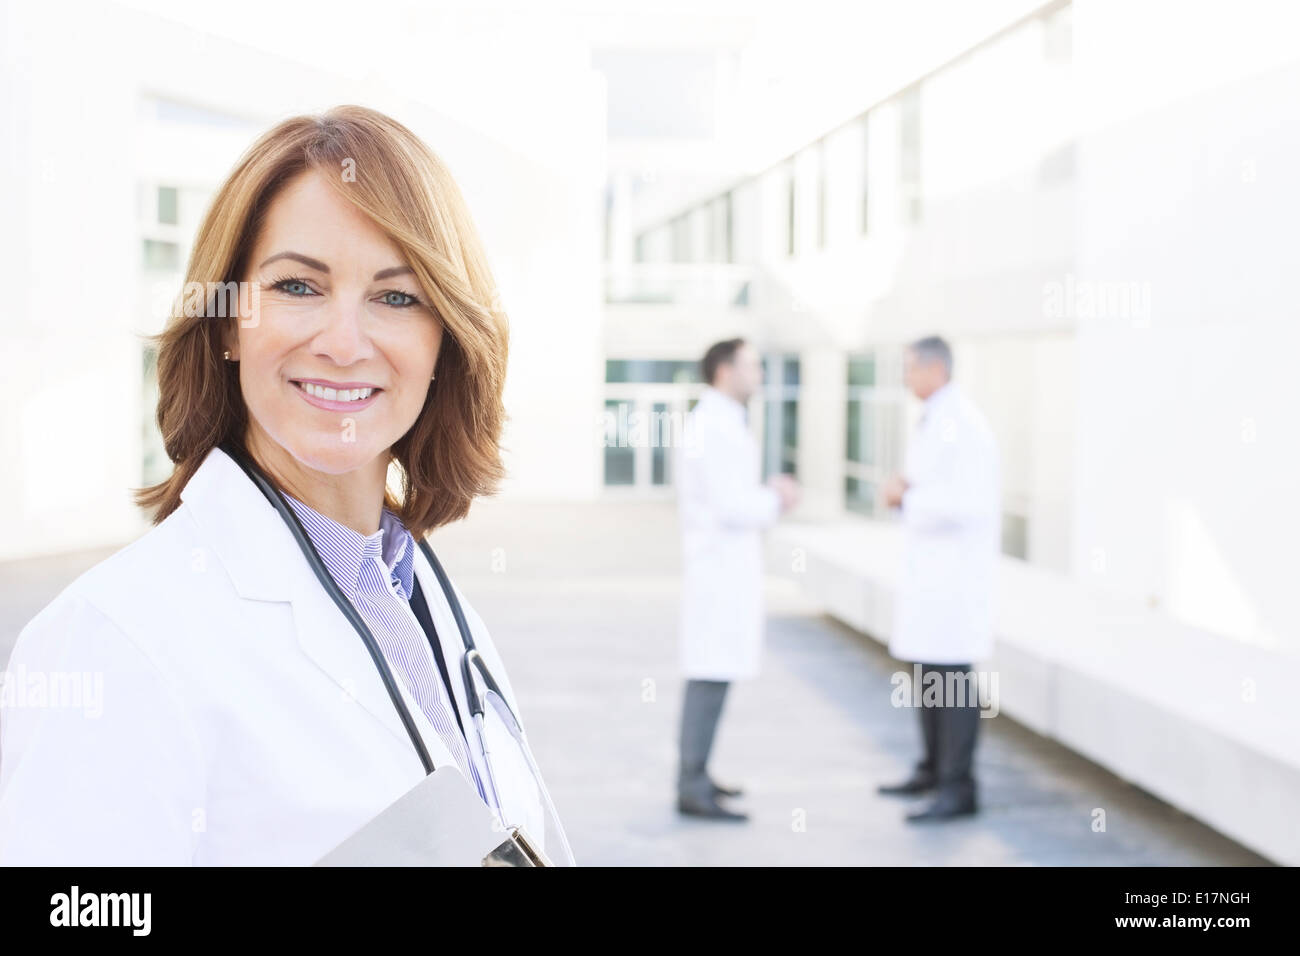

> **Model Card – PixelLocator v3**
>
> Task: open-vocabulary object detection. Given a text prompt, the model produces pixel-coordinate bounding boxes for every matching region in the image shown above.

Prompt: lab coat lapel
[180,446,460,774]
[287,572,462,775]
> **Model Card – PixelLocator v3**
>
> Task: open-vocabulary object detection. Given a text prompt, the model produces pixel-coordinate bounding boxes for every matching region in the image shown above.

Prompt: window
[651,401,671,485]
[603,399,636,486]
[142,239,181,271]
[844,351,905,516]
[605,359,702,384]
[1002,513,1027,560]
[762,355,800,478]
[846,355,876,465]
[602,375,694,491]
[157,185,178,226]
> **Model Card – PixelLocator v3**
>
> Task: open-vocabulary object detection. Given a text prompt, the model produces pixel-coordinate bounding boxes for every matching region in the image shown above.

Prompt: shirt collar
[282,494,416,600]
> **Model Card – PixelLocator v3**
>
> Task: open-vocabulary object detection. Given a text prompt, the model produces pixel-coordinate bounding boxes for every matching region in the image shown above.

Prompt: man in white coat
[676,339,799,820]
[879,336,1000,822]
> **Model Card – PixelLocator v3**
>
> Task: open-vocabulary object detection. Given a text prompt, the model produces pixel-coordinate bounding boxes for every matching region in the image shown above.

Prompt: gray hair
[908,335,952,377]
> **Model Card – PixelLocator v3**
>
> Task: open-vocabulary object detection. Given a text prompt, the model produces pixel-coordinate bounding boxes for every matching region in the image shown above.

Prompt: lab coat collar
[700,385,747,425]
[179,445,465,775]
[180,445,296,602]
[925,380,958,410]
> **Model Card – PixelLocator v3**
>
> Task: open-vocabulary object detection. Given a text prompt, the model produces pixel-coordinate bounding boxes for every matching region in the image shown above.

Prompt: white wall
[1072,0,1300,653]
[1,0,142,558]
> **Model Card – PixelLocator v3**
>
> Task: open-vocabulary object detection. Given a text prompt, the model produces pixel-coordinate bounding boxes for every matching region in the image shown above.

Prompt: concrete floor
[0,498,1271,866]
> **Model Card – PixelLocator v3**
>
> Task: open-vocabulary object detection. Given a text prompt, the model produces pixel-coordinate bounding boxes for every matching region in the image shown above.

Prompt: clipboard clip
[482,825,553,867]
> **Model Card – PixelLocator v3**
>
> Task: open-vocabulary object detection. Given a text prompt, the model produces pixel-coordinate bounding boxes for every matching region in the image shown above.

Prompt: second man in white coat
[879,335,1001,822]
[676,339,800,820]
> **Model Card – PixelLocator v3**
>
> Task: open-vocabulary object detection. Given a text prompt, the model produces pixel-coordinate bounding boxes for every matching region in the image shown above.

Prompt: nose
[310,296,375,368]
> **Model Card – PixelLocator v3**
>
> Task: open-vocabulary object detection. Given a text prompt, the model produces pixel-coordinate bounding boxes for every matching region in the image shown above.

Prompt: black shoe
[877,772,936,797]
[677,794,750,822]
[709,777,744,799]
[905,791,977,823]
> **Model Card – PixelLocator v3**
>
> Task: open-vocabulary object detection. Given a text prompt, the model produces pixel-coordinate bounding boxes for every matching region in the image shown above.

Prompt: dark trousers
[677,679,730,800]
[913,661,980,801]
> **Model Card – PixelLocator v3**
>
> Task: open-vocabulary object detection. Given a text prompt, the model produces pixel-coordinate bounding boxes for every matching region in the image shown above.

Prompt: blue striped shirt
[282,493,494,808]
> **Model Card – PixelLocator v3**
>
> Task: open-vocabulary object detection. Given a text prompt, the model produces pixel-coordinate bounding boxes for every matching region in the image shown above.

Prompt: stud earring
[223,350,231,361]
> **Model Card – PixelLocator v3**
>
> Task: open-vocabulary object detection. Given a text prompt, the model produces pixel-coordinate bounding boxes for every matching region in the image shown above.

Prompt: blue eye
[271,277,315,297]
[380,291,419,308]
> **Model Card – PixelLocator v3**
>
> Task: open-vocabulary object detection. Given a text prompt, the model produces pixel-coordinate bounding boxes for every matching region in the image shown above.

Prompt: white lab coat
[677,387,781,681]
[0,445,544,866]
[888,381,1001,665]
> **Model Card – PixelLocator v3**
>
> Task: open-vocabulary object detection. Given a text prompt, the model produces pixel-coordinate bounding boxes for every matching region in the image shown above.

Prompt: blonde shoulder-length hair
[135,105,508,538]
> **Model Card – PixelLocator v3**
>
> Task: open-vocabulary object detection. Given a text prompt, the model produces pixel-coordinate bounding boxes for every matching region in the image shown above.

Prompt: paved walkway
[429,499,1268,866]
[0,499,1269,865]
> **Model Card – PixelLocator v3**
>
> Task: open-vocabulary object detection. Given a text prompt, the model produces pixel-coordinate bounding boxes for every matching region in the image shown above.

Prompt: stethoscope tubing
[221,441,439,774]
[221,441,572,861]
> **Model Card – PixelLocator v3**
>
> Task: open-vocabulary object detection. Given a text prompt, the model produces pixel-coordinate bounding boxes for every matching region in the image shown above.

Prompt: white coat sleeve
[694,428,781,531]
[0,592,206,866]
[901,425,998,533]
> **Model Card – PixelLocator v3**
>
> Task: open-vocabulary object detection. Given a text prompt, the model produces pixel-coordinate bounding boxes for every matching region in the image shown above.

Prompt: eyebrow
[258,251,414,281]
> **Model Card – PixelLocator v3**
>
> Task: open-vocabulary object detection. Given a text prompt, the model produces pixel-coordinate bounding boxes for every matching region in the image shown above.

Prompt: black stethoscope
[219,441,576,865]
[220,440,506,775]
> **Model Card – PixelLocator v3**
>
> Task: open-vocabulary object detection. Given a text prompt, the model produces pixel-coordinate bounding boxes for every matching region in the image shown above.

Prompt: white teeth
[298,383,375,402]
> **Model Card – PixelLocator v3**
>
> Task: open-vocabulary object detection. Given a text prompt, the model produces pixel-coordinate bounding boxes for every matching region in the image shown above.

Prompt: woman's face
[230,168,442,477]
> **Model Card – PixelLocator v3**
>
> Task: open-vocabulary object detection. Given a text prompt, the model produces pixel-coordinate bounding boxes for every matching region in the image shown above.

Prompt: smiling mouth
[291,380,382,403]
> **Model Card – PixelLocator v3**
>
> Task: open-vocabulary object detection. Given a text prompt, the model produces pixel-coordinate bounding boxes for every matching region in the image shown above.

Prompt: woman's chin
[284,437,386,476]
